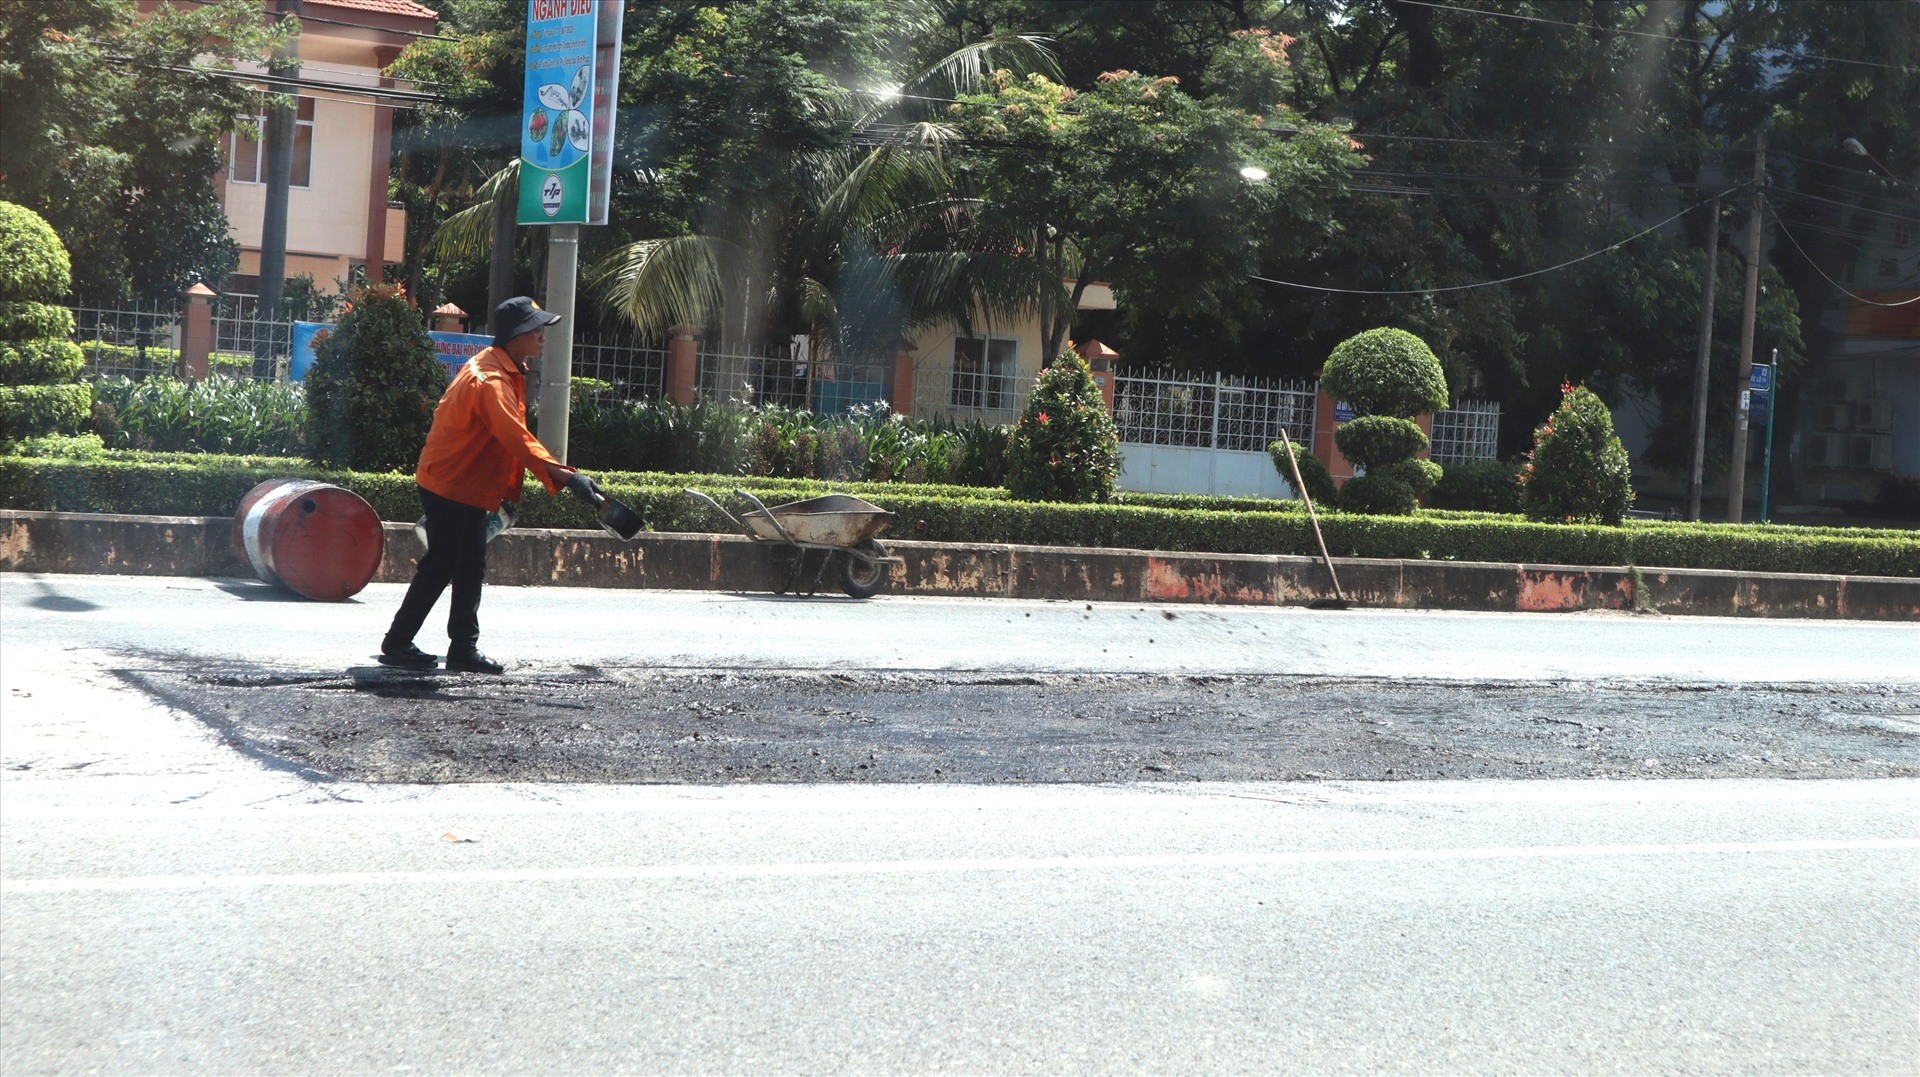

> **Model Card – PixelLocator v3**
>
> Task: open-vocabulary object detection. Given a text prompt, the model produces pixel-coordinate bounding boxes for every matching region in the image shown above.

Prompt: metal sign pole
[1760,349,1778,522]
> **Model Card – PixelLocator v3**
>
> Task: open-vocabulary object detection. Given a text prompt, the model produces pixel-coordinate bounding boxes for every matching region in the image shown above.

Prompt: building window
[950,335,1018,411]
[1878,257,1899,279]
[229,97,314,187]
[1894,223,1913,248]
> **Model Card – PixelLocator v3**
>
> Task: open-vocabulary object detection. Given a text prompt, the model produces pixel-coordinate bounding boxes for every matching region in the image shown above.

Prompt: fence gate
[1112,368,1317,498]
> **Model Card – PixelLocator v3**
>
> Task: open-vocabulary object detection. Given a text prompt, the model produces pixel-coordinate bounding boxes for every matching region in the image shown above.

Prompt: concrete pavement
[4,575,1918,1073]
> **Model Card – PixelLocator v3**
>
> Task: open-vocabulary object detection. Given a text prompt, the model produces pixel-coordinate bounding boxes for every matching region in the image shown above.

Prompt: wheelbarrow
[685,488,904,598]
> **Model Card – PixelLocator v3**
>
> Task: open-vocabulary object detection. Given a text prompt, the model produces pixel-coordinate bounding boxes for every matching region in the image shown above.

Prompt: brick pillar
[1313,384,1357,485]
[1075,339,1119,410]
[181,283,216,381]
[666,325,699,404]
[363,46,400,285]
[889,340,917,416]
[1416,411,1434,459]
[432,303,467,333]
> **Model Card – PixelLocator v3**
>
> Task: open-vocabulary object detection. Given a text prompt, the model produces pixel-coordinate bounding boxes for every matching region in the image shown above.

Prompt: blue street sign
[1749,365,1772,392]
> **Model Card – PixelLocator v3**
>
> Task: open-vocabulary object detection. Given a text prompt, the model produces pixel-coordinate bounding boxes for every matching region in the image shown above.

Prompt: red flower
[1037,412,1050,424]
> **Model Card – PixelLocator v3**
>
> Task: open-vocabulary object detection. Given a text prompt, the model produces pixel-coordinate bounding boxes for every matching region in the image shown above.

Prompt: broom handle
[1279,428,1346,603]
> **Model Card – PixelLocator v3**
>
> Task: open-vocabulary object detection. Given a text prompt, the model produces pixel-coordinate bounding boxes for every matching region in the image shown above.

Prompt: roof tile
[306,0,439,22]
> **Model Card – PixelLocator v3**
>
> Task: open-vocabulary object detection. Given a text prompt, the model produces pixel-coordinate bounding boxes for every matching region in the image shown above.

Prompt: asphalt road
[3,574,1918,1073]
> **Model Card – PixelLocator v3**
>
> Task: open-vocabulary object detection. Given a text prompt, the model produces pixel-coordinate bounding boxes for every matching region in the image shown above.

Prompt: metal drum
[231,479,385,601]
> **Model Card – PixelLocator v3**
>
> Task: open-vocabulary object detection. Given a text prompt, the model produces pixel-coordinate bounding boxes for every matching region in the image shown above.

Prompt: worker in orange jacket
[379,296,598,673]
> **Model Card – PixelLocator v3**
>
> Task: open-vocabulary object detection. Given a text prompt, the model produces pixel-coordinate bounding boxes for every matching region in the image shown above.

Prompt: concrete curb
[3,509,1916,620]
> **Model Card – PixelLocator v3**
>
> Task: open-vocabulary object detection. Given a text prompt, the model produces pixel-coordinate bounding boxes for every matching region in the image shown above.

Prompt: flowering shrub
[303,283,447,472]
[1006,348,1120,503]
[1519,384,1633,525]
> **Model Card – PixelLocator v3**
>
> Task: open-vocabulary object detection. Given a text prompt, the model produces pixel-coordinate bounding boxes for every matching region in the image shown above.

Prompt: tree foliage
[0,0,286,302]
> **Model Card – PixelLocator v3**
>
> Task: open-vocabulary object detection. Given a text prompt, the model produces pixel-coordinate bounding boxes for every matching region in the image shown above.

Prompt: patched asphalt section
[114,660,1920,785]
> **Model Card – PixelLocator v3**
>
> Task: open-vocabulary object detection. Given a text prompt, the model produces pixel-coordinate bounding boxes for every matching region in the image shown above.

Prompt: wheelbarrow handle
[731,489,800,547]
[683,488,747,533]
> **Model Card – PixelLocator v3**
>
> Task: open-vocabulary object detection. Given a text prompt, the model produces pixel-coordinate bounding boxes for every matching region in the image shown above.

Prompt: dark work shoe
[377,641,438,670]
[445,648,505,675]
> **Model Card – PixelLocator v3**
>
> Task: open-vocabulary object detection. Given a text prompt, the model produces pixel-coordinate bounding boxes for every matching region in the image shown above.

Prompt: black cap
[491,296,562,346]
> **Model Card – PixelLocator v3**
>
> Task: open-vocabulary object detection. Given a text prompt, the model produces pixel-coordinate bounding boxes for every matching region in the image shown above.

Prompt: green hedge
[0,302,76,343]
[0,340,85,385]
[0,384,91,440]
[4,454,1916,578]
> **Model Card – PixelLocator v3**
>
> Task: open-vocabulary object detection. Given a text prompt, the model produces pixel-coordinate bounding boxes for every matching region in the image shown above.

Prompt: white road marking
[5,838,1914,894]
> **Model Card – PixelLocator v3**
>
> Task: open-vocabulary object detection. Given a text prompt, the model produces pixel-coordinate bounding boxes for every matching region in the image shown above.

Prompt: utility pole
[1685,193,1721,521]
[256,0,302,376]
[1724,132,1765,524]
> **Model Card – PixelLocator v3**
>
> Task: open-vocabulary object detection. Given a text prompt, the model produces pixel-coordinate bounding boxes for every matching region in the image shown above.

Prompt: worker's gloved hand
[563,469,600,505]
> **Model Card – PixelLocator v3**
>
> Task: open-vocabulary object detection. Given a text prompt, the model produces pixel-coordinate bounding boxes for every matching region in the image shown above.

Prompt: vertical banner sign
[519,0,597,225]
[587,1,624,224]
[1748,362,1772,422]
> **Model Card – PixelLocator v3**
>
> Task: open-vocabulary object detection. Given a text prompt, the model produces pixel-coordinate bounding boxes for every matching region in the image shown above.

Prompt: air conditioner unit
[1807,433,1846,468]
[1823,403,1853,431]
[1858,399,1894,433]
[1868,435,1895,472]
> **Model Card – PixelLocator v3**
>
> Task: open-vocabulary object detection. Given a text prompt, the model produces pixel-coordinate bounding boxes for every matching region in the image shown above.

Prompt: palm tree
[422,160,517,334]
[588,30,1062,405]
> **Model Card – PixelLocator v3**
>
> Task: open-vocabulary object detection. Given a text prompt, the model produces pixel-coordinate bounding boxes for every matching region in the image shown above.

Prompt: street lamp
[1841,136,1896,180]
[1239,166,1270,182]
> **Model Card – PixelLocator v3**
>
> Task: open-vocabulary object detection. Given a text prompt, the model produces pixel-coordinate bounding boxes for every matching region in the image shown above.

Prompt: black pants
[385,486,488,652]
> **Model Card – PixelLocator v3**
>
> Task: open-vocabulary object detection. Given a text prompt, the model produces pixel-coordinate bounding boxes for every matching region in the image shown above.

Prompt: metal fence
[212,294,292,380]
[70,300,183,379]
[1112,368,1318,453]
[573,333,667,400]
[697,344,888,414]
[1429,399,1502,463]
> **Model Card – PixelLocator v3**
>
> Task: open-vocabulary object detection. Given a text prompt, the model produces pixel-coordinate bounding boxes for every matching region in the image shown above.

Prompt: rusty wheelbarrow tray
[684,488,904,598]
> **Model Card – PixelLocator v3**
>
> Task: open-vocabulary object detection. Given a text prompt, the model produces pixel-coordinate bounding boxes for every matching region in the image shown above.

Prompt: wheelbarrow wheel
[839,540,889,599]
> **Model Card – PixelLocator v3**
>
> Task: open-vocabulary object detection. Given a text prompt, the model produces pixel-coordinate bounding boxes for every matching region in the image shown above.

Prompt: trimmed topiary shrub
[1006,348,1120,503]
[1268,437,1338,507]
[0,302,76,342]
[1519,384,1634,525]
[303,283,448,472]
[0,340,85,384]
[0,203,73,304]
[0,201,85,444]
[1431,459,1522,513]
[1332,414,1429,468]
[1319,327,1448,418]
[1376,458,1442,497]
[0,383,90,439]
[1320,327,1448,515]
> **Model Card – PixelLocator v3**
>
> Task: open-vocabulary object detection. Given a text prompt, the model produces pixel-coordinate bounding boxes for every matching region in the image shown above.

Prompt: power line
[1248,189,1730,296]
[1398,0,1919,73]
[1765,195,1920,307]
[1776,186,1920,225]
[101,53,448,106]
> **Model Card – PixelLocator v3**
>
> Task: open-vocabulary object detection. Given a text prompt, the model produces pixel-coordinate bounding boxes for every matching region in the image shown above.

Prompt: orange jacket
[415,345,565,510]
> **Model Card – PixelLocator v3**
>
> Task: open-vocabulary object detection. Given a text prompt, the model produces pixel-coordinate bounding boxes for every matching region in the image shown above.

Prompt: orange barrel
[231,479,385,601]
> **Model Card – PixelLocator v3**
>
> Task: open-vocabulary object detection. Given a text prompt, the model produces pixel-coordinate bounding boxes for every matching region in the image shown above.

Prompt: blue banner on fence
[290,321,328,381]
[430,331,493,378]
[288,323,492,382]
